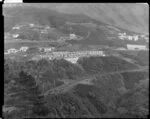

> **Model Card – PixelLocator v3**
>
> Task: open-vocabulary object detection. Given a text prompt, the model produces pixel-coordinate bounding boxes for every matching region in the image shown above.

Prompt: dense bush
[4,56,149,118]
[77,56,138,74]
[4,71,49,119]
[118,50,149,66]
[4,58,85,94]
[121,71,149,89]
[116,79,149,118]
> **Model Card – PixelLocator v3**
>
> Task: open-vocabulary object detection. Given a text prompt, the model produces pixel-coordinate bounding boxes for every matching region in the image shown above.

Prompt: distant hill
[4,3,148,34]
[3,3,148,47]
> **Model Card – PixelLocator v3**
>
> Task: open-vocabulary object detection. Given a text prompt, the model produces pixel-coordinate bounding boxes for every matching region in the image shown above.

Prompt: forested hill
[4,3,149,34]
[4,55,149,118]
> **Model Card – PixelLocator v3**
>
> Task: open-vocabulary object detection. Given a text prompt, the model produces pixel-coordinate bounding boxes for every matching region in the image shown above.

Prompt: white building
[118,33,126,36]
[7,48,18,54]
[128,36,133,40]
[12,34,19,38]
[127,44,147,50]
[115,48,126,50]
[69,34,77,39]
[140,35,145,38]
[118,35,126,40]
[29,24,35,27]
[41,30,48,34]
[44,47,55,52]
[20,46,29,52]
[45,26,50,29]
[12,26,20,30]
[4,52,9,55]
[65,57,79,64]
[133,35,139,41]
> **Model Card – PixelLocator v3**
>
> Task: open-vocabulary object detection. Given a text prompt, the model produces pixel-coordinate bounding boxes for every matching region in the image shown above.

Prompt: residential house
[133,35,139,41]
[127,44,147,50]
[20,46,29,52]
[12,34,19,38]
[7,48,18,54]
[128,36,133,40]
[44,47,55,52]
[12,26,20,30]
[69,34,77,39]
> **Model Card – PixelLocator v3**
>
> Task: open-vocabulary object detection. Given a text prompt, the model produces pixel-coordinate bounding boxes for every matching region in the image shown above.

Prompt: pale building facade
[127,44,147,50]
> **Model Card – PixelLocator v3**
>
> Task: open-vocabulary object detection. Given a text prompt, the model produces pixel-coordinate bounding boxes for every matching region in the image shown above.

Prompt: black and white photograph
[3,2,149,118]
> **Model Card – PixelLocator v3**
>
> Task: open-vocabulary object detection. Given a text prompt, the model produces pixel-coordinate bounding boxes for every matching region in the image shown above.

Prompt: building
[12,34,19,38]
[127,44,147,50]
[118,33,127,40]
[12,26,20,30]
[65,57,79,64]
[115,48,126,50]
[118,33,126,36]
[133,35,139,41]
[7,48,18,54]
[29,24,35,27]
[69,34,77,39]
[45,26,50,29]
[41,30,48,34]
[140,35,145,38]
[20,46,29,52]
[127,36,133,40]
[44,47,55,52]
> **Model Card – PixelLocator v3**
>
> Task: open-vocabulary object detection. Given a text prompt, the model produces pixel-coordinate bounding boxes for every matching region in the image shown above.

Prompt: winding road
[44,66,149,96]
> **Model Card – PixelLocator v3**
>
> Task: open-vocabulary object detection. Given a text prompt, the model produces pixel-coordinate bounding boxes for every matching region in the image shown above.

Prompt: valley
[3,3,149,119]
[45,66,149,95]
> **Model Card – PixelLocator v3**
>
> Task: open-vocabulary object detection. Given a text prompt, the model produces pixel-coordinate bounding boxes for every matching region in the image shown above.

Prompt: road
[44,67,149,96]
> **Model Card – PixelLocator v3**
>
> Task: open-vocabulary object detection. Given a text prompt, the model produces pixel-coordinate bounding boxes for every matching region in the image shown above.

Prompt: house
[133,35,139,41]
[12,34,19,38]
[41,30,48,34]
[118,33,126,36]
[69,34,77,39]
[45,26,50,29]
[4,52,9,55]
[12,26,20,30]
[44,47,55,52]
[7,48,18,54]
[20,46,29,52]
[118,35,126,40]
[115,48,126,50]
[128,36,133,40]
[140,35,145,38]
[65,57,79,63]
[127,44,147,50]
[44,48,52,52]
[29,24,35,27]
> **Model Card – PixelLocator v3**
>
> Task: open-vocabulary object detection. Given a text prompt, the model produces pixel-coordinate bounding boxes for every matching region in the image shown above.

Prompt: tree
[8,71,49,118]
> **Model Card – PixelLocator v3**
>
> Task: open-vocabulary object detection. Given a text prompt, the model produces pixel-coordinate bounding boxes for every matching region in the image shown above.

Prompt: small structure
[133,35,139,41]
[115,48,126,50]
[7,48,18,54]
[12,34,19,38]
[20,46,29,52]
[12,26,20,30]
[44,48,52,52]
[127,44,147,50]
[65,57,79,64]
[39,47,55,52]
[127,36,133,41]
[69,34,77,39]
[29,24,35,27]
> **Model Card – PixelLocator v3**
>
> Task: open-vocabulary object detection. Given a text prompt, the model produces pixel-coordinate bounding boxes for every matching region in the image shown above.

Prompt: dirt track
[44,67,149,96]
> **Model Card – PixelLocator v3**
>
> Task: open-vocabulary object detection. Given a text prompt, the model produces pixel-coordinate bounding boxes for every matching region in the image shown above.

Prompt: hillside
[4,56,149,118]
[4,3,148,48]
[3,3,149,118]
[4,3,149,34]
